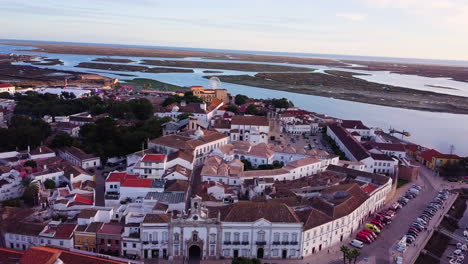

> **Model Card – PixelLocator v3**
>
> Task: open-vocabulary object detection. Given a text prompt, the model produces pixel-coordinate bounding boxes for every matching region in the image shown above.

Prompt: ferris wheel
[209,77,222,90]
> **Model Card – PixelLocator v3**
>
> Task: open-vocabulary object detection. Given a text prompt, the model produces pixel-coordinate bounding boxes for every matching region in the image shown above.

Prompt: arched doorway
[189,245,201,260]
[257,248,264,259]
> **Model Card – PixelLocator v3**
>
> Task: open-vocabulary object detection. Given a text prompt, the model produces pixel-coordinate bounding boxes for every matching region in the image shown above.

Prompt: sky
[1,0,467,61]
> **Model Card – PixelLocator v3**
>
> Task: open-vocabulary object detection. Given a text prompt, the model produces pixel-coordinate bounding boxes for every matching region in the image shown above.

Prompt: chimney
[43,164,47,170]
[180,100,186,107]
[200,103,206,111]
[39,146,42,153]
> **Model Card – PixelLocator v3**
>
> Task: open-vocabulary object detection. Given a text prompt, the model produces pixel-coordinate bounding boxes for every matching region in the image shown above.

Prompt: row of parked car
[401,189,449,247]
[351,191,407,247]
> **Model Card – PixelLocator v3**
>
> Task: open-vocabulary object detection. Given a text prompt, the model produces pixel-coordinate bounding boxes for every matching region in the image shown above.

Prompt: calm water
[1,43,467,155]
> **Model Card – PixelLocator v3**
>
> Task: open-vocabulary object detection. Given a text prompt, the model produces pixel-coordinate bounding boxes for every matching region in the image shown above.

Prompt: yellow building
[420,149,461,170]
[74,222,103,252]
[190,86,229,104]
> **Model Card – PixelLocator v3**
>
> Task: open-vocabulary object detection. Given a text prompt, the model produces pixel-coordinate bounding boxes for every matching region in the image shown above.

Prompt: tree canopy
[235,94,248,105]
[162,91,203,107]
[0,115,51,152]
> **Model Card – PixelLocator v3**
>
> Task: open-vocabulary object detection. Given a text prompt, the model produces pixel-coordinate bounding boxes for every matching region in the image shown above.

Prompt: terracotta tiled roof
[54,224,77,239]
[143,214,171,223]
[4,222,46,236]
[59,146,97,161]
[366,142,406,152]
[77,209,98,219]
[97,223,123,235]
[73,193,94,205]
[370,153,395,161]
[21,247,60,264]
[85,222,104,233]
[121,178,154,188]
[167,151,194,163]
[141,154,166,162]
[163,164,192,179]
[328,124,370,161]
[106,172,139,183]
[231,116,269,126]
[164,180,189,193]
[341,120,369,130]
[210,201,301,223]
[0,248,22,263]
[242,168,289,178]
[149,129,228,151]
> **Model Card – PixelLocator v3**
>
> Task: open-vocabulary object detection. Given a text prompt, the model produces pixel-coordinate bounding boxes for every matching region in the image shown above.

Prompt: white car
[395,256,403,264]
[349,239,364,249]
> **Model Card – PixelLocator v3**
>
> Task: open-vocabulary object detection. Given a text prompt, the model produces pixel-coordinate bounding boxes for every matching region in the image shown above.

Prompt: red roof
[0,83,13,88]
[420,149,441,162]
[404,144,419,152]
[97,223,123,235]
[361,184,378,194]
[54,224,77,239]
[74,194,94,205]
[121,178,153,188]
[142,154,166,162]
[106,172,138,183]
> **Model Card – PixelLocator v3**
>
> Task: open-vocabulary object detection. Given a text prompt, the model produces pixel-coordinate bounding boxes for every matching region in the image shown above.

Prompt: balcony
[256,241,266,246]
[151,241,159,245]
[281,241,290,245]
[232,241,240,245]
[273,241,281,245]
[290,241,298,245]
[241,241,249,245]
[143,241,149,245]
[105,193,120,200]
[224,241,232,245]
[129,232,140,238]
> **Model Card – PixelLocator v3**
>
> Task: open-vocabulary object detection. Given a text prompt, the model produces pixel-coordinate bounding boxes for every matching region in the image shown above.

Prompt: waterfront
[1,43,468,155]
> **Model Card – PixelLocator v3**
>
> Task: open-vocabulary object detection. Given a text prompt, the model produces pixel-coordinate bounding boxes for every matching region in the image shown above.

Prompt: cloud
[359,0,468,30]
[336,13,367,21]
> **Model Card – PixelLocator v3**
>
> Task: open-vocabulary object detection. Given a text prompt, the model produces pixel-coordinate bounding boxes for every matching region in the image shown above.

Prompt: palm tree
[340,245,350,264]
[21,178,39,206]
[350,249,361,264]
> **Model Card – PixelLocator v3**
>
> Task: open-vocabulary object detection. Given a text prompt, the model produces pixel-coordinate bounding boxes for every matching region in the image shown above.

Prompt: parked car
[350,239,364,249]
[365,224,381,234]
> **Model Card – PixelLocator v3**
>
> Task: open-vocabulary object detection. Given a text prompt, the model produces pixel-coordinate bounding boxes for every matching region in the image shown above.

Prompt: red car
[359,230,376,240]
[356,234,372,244]
[371,220,385,229]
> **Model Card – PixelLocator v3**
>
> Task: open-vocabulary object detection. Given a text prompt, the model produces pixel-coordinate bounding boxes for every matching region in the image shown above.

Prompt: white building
[105,172,165,203]
[0,83,15,94]
[0,167,22,201]
[58,146,101,169]
[230,116,270,144]
[148,128,229,166]
[154,101,223,128]
[131,154,167,179]
[327,124,398,175]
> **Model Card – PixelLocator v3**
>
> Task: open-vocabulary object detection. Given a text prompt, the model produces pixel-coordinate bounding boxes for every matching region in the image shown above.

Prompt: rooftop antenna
[449,144,455,155]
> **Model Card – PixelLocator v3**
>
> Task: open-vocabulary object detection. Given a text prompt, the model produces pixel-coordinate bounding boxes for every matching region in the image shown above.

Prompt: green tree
[350,249,361,264]
[24,160,37,168]
[235,94,248,105]
[129,98,154,120]
[271,98,294,109]
[225,105,239,114]
[340,245,350,264]
[21,178,39,206]
[246,104,258,115]
[51,133,74,148]
[44,179,56,189]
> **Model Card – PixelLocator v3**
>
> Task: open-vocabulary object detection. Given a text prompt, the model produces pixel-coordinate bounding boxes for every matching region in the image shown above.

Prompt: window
[272,249,278,257]
[292,233,298,242]
[283,233,289,242]
[174,245,179,256]
[132,243,136,248]
[210,245,215,256]
[210,233,216,244]
[258,231,265,242]
[162,231,168,243]
[242,232,248,242]
[234,233,240,242]
[274,232,280,242]
[193,233,198,241]
[77,237,81,243]
[290,249,296,256]
[225,232,231,242]
[242,249,249,257]
[60,241,64,246]
[223,249,230,257]
[174,233,179,242]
